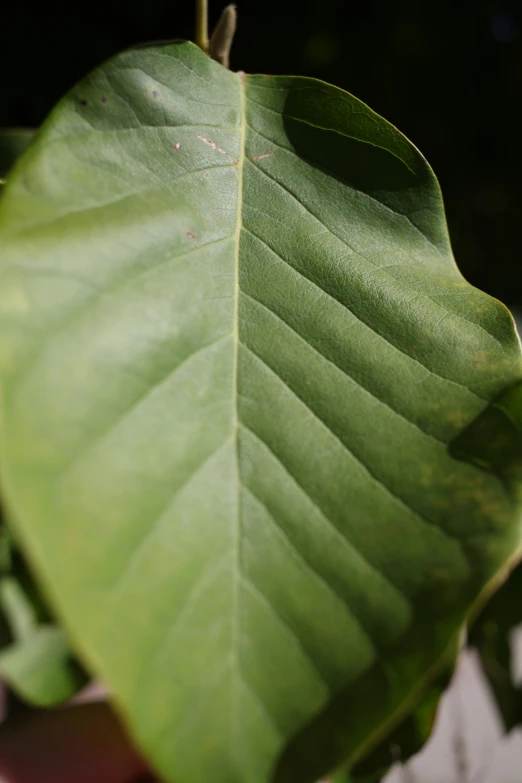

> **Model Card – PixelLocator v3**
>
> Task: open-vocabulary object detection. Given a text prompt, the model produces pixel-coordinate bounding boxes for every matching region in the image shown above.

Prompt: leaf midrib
[230,69,246,763]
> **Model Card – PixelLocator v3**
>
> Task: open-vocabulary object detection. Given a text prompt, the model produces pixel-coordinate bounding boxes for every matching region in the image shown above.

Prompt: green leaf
[1,576,36,640]
[0,41,521,783]
[0,618,83,706]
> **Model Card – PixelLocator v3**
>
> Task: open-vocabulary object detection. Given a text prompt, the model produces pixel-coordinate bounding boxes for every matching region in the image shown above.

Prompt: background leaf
[468,562,522,731]
[345,663,453,782]
[0,129,35,185]
[0,519,86,706]
[0,41,521,783]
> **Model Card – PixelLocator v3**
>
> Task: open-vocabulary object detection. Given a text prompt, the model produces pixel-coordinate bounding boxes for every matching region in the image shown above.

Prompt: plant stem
[195,0,209,53]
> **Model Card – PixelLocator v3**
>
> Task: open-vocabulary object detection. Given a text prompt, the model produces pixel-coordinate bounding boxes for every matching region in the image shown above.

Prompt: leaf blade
[0,40,521,783]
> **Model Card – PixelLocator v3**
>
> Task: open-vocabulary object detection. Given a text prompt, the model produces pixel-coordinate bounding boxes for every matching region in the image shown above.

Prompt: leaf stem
[195,0,209,53]
[209,5,237,68]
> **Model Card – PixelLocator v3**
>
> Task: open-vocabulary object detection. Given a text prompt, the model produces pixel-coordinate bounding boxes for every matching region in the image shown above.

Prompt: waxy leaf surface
[0,41,521,783]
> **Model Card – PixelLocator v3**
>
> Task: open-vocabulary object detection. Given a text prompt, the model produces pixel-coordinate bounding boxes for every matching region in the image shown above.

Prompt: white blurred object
[71,680,108,704]
[510,625,522,687]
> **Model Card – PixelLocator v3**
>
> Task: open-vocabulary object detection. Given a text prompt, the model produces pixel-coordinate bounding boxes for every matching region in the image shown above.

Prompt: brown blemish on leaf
[186,232,196,239]
[445,410,469,429]
[419,464,435,486]
[80,99,88,107]
[151,90,159,99]
[101,96,108,104]
[196,135,236,164]
[250,153,275,161]
[173,142,181,151]
[474,351,491,371]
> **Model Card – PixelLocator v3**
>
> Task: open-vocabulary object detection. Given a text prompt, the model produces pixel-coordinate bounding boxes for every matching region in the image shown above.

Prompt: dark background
[1,0,521,310]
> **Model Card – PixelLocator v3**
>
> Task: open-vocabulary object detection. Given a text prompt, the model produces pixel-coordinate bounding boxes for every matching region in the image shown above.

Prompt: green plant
[0,3,521,782]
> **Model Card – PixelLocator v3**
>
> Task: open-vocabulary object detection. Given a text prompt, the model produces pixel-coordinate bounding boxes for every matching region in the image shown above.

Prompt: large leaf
[0,40,521,783]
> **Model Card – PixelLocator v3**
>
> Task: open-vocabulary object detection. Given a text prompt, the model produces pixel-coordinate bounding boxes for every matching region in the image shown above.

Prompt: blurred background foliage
[1,0,522,308]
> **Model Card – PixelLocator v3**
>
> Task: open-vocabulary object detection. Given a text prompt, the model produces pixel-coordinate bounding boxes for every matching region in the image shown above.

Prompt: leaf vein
[241,289,446,445]
[11,235,234,391]
[241,575,330,691]
[243,485,379,649]
[239,421,412,604]
[240,343,463,550]
[57,333,231,477]
[236,673,283,739]
[242,219,485,401]
[245,144,504,354]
